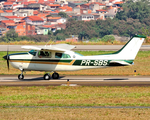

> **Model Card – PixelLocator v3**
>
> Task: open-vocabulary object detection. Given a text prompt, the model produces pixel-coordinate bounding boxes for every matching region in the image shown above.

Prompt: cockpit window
[75,52,83,56]
[55,53,71,58]
[38,51,51,58]
[29,50,37,56]
[55,53,62,58]
[62,54,71,58]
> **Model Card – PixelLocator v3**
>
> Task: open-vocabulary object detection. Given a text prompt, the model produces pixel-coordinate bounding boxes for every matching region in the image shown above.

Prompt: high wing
[22,44,76,52]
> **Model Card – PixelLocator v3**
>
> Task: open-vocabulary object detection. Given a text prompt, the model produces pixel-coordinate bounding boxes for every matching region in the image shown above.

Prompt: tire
[44,74,51,80]
[18,74,24,80]
[52,73,59,79]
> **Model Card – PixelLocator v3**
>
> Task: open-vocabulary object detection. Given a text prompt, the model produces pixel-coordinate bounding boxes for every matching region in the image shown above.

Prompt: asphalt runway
[0,75,150,86]
[1,45,150,51]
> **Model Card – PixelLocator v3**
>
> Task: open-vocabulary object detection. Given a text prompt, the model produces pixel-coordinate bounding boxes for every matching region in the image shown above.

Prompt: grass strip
[0,86,150,107]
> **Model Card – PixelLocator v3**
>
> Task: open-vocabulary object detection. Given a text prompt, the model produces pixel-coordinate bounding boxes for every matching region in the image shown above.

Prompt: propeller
[7,48,9,71]
[3,46,10,71]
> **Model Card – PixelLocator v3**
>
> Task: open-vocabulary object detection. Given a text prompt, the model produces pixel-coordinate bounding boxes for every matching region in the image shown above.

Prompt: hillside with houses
[0,0,123,39]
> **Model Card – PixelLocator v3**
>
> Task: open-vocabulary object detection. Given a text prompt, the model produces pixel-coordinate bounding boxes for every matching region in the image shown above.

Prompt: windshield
[29,50,37,56]
[75,52,83,56]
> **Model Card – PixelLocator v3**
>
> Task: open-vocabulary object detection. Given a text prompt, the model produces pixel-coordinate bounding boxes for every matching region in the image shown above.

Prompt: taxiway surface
[1,45,150,51]
[0,75,150,86]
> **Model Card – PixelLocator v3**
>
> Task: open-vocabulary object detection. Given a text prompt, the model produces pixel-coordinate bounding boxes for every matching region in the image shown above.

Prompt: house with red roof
[47,17,66,25]
[104,5,119,19]
[38,0,55,4]
[23,16,44,26]
[12,4,24,9]
[47,4,61,10]
[3,2,13,9]
[43,24,66,33]
[0,20,16,31]
[80,3,90,9]
[37,13,49,23]
[58,6,72,12]
[25,24,36,35]
[0,10,4,13]
[14,8,34,17]
[96,9,108,14]
[80,8,92,14]
[89,2,105,12]
[42,24,56,32]
[4,16,23,22]
[114,1,124,7]
[0,16,9,21]
[33,10,39,15]
[15,20,26,36]
[0,10,13,16]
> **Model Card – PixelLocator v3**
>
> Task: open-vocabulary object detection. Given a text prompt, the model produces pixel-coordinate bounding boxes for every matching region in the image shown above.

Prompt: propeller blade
[7,47,9,71]
[7,58,9,71]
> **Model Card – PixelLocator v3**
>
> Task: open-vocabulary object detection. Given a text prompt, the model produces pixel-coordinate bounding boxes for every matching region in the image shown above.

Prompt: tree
[58,12,68,18]
[101,35,115,42]
[0,29,18,42]
[116,0,150,21]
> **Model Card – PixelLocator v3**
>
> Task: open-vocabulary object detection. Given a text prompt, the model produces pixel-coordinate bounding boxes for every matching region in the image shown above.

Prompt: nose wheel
[18,74,24,80]
[43,73,51,80]
[18,69,24,80]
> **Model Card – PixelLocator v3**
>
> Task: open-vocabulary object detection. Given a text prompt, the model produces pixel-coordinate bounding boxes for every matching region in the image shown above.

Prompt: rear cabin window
[55,53,71,58]
[38,51,51,58]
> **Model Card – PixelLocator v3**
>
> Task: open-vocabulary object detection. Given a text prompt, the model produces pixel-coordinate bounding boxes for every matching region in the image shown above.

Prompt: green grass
[0,86,150,107]
[1,108,150,120]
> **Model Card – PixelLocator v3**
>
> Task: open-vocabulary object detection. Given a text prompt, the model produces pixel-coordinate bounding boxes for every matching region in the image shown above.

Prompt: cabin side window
[38,51,51,58]
[55,53,62,58]
[55,53,71,58]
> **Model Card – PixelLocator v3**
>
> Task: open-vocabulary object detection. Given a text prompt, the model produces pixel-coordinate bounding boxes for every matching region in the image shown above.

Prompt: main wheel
[52,73,59,79]
[18,74,24,80]
[43,74,51,80]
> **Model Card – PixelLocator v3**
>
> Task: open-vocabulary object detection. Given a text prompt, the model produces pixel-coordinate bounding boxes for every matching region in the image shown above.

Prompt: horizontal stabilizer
[109,61,131,66]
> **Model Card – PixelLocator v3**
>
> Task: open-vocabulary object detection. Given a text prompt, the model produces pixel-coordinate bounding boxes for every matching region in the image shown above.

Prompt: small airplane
[3,35,146,80]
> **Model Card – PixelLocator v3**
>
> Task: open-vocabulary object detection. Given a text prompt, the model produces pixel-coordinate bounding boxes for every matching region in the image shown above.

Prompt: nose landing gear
[43,73,51,80]
[18,69,24,80]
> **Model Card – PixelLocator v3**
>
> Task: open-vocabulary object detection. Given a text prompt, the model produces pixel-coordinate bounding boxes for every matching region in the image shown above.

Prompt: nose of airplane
[3,55,7,60]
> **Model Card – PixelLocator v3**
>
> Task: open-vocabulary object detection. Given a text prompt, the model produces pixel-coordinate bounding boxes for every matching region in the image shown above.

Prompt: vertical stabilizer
[114,35,146,60]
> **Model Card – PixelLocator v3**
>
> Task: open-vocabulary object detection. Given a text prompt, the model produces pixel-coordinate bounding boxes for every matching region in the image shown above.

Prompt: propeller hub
[3,55,7,60]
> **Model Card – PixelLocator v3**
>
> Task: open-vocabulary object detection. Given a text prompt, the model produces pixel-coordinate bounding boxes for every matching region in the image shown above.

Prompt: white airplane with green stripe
[3,35,146,80]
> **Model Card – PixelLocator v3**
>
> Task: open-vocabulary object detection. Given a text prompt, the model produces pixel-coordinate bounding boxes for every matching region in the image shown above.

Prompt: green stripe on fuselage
[73,60,133,66]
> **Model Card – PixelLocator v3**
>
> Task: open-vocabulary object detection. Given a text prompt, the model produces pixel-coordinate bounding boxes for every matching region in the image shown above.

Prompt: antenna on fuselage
[45,39,56,47]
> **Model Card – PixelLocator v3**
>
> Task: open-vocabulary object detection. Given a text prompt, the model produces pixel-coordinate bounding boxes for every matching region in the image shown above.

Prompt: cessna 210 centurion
[3,35,146,80]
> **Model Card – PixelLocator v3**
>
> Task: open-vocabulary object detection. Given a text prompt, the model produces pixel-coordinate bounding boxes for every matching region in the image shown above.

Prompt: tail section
[114,35,146,60]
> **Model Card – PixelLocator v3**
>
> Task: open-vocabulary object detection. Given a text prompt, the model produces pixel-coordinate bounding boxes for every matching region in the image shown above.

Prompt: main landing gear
[43,72,59,80]
[18,69,59,80]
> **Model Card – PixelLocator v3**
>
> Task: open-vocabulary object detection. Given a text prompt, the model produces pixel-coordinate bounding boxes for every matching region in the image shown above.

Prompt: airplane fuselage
[9,50,133,72]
